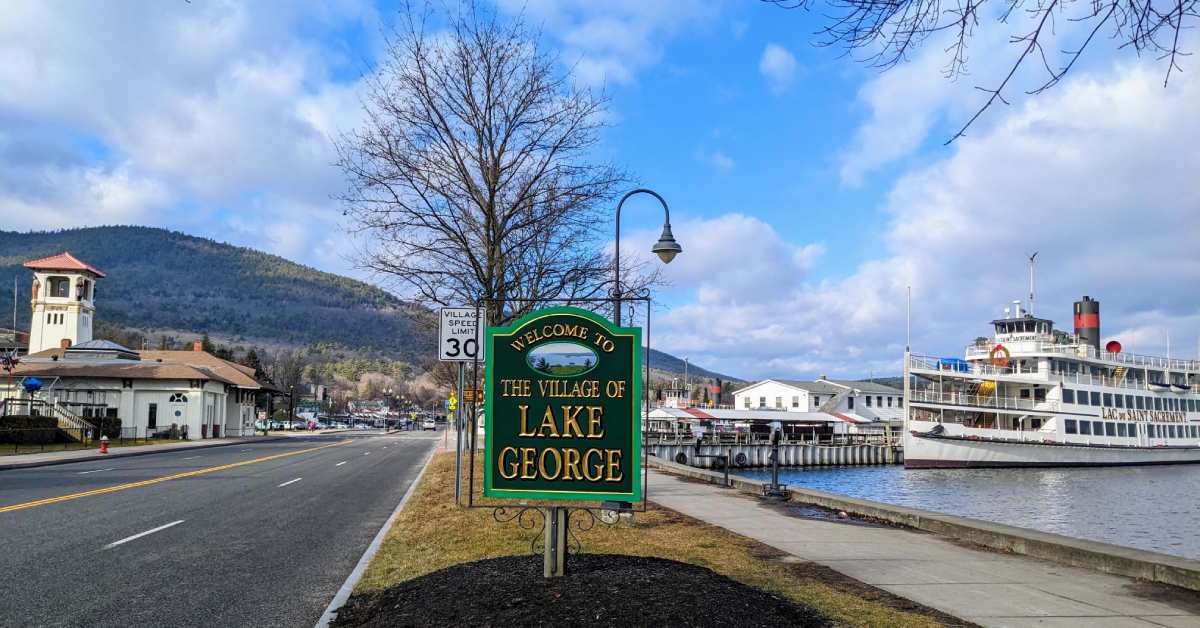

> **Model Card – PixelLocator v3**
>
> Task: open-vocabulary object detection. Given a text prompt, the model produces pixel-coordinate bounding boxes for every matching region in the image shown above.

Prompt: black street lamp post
[613,188,682,326]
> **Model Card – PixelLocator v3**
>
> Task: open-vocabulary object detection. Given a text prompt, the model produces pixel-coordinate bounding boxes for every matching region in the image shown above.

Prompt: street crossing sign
[448,392,458,412]
[439,307,484,362]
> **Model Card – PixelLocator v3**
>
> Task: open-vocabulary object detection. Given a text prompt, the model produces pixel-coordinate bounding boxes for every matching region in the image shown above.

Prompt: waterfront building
[905,296,1200,467]
[1,328,29,355]
[0,252,271,438]
[647,406,860,439]
[730,377,903,435]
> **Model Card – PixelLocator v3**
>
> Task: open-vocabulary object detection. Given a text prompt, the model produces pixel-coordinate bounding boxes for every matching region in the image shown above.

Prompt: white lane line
[103,520,185,550]
[278,478,302,487]
[363,452,370,456]
[77,468,115,475]
[182,456,200,460]
[335,461,347,467]
[241,449,251,452]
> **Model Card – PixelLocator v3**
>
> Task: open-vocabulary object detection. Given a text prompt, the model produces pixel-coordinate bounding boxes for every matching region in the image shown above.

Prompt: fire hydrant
[99,435,109,454]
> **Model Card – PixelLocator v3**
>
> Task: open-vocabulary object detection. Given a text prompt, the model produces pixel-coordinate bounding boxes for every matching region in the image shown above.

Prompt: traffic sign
[448,391,458,412]
[439,307,484,362]
[462,389,483,403]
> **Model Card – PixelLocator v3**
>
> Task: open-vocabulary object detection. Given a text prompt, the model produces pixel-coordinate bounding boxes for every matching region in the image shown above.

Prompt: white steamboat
[904,296,1200,468]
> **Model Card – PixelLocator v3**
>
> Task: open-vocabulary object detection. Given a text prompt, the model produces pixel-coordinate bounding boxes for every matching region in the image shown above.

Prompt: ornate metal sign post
[484,307,642,577]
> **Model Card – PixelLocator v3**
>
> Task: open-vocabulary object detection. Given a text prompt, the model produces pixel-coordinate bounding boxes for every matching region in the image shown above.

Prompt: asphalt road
[0,430,439,628]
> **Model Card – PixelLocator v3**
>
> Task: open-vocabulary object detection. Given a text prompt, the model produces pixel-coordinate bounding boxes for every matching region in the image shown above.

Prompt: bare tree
[766,0,1197,140]
[338,2,655,326]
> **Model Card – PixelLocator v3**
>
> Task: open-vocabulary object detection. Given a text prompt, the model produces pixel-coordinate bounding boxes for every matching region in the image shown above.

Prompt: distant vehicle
[422,418,436,431]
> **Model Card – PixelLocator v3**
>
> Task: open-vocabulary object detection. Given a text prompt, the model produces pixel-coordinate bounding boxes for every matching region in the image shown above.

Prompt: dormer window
[48,276,70,298]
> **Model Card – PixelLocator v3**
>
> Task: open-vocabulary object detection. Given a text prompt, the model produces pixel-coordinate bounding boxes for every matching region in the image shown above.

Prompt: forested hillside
[0,226,435,362]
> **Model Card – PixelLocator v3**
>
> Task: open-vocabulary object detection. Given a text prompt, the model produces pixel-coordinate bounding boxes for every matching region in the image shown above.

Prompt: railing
[908,388,1059,412]
[909,354,1032,378]
[644,431,900,447]
[965,340,1200,371]
[0,426,182,456]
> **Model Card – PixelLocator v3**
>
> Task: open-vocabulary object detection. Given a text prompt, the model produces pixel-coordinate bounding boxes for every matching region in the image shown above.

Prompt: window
[775,396,783,409]
[1115,394,1124,408]
[1117,423,1127,437]
[1190,400,1197,412]
[813,396,820,406]
[1080,421,1091,435]
[48,276,70,298]
[887,396,893,407]
[897,397,902,408]
[1091,391,1101,406]
[865,396,872,407]
[1128,423,1137,437]
[1093,421,1104,436]
[1065,419,1078,434]
[1155,397,1163,411]
[876,396,883,407]
[1136,396,1145,410]
[847,396,854,409]
[759,396,766,408]
[1192,426,1198,438]
[1103,393,1113,406]
[743,397,751,409]
[1105,423,1116,437]
[1020,388,1031,399]
[148,403,158,429]
[1063,389,1075,404]
[169,393,188,403]
[1034,389,1046,402]
[791,396,799,408]
[1125,394,1134,409]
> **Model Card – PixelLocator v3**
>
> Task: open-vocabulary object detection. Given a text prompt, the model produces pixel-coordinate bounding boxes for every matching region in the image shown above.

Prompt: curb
[314,443,438,628]
[648,456,1200,592]
[0,436,288,471]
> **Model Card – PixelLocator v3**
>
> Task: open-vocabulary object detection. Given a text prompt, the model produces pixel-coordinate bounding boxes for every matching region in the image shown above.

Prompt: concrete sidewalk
[649,470,1200,628]
[0,435,286,470]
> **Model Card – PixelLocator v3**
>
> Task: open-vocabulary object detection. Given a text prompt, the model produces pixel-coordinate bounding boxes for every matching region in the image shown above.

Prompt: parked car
[422,418,436,431]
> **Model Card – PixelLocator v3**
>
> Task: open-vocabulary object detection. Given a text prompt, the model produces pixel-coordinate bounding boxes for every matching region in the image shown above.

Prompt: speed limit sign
[439,307,484,362]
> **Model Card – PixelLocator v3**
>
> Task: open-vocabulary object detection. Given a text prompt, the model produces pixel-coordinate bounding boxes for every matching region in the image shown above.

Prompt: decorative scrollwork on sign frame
[492,506,546,555]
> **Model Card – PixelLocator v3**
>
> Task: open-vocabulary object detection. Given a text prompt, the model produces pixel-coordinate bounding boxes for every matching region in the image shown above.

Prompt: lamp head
[651,223,682,264]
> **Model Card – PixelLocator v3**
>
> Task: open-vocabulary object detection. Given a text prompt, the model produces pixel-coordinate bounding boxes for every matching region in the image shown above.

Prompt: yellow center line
[0,440,351,514]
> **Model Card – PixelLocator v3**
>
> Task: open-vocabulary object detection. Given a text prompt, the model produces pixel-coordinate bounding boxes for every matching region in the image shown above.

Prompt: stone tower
[24,252,106,354]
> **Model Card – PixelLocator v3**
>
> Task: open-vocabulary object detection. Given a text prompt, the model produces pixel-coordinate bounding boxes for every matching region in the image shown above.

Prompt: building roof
[823,379,903,394]
[22,251,106,278]
[648,407,847,423]
[139,350,262,389]
[10,359,235,384]
[0,328,29,350]
[730,379,844,395]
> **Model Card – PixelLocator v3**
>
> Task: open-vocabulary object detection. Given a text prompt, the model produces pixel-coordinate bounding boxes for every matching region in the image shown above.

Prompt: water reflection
[741,465,1200,559]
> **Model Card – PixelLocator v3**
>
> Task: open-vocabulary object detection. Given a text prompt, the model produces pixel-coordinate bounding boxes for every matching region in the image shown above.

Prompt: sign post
[440,307,482,506]
[483,306,641,576]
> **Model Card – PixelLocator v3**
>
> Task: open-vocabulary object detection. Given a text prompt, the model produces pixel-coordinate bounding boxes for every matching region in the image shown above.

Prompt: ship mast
[1027,252,1038,316]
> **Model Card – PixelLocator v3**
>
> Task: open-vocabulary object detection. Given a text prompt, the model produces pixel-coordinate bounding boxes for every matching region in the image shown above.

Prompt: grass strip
[354,452,960,627]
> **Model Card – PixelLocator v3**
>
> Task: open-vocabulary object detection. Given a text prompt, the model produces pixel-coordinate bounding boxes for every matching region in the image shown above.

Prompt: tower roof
[22,252,106,278]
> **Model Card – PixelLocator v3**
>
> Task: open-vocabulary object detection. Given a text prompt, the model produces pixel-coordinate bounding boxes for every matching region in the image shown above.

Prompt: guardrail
[909,388,1059,412]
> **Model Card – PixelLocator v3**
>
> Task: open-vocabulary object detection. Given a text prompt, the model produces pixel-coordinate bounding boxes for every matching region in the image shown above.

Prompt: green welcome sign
[484,307,642,502]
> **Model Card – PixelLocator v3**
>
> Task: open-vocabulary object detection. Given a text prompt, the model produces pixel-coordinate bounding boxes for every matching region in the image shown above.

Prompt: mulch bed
[332,554,831,627]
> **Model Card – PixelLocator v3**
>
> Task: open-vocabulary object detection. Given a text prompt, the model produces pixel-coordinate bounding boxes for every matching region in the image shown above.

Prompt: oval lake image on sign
[526,341,597,377]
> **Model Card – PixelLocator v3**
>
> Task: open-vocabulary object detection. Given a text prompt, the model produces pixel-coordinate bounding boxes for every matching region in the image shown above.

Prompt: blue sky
[1,1,1197,380]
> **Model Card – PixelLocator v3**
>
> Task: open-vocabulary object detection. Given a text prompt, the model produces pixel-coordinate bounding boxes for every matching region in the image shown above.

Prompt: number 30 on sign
[439,307,484,362]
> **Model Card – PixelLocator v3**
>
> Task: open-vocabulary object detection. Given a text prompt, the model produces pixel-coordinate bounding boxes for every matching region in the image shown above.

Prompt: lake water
[740,464,1200,559]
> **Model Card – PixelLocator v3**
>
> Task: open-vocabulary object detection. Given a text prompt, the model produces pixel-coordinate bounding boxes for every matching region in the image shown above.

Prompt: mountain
[646,348,741,383]
[0,226,733,379]
[0,226,435,361]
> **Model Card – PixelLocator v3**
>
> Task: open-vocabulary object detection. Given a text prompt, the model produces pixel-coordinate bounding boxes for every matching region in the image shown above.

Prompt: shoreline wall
[647,456,1200,592]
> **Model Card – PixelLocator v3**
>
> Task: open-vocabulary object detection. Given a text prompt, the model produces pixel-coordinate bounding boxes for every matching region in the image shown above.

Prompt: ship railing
[908,388,1059,412]
[965,341,1200,372]
[908,354,1031,379]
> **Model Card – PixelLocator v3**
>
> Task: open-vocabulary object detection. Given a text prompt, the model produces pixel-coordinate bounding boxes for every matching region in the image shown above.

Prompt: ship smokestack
[1073,296,1100,351]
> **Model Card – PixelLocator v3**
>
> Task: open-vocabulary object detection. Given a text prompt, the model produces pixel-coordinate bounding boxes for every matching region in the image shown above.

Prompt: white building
[731,377,904,432]
[2,252,269,439]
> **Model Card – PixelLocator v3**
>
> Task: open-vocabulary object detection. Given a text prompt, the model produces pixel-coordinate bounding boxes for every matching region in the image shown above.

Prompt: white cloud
[759,43,798,94]
[706,151,735,173]
[0,1,376,275]
[654,62,1200,380]
[499,0,721,86]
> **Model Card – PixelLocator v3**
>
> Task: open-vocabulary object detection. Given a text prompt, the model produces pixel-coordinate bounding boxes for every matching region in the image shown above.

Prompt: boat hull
[905,433,1200,468]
